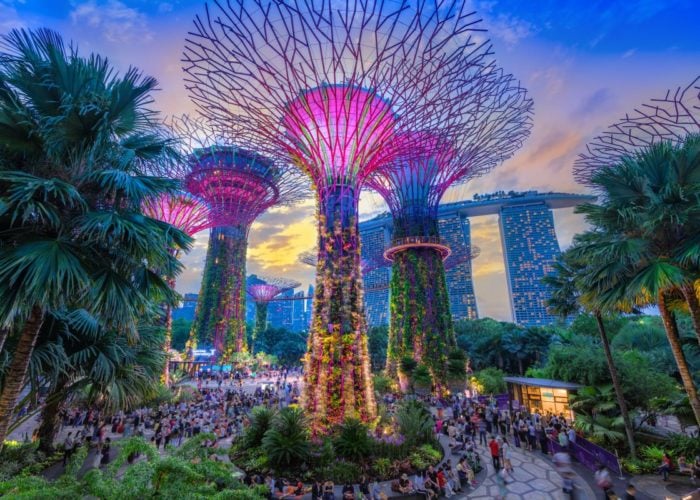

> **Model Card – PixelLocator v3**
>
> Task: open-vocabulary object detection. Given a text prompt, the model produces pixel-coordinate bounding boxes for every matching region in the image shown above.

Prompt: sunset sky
[3,0,698,320]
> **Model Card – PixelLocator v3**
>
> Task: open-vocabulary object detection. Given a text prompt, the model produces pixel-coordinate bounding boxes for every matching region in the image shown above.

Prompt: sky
[3,0,698,321]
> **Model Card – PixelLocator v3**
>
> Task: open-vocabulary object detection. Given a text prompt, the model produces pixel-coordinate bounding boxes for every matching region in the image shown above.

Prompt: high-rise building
[292,290,307,332]
[359,191,594,327]
[499,201,560,326]
[268,288,294,330]
[173,293,198,321]
[306,285,314,328]
[360,214,392,326]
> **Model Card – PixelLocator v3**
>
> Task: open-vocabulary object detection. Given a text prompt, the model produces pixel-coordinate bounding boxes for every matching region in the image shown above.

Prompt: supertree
[168,116,308,359]
[143,192,212,384]
[367,67,532,386]
[183,0,504,428]
[574,75,700,184]
[247,276,301,351]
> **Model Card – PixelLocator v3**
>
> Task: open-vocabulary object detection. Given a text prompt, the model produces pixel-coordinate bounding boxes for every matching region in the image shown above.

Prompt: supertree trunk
[252,302,269,353]
[303,187,376,431]
[386,247,455,382]
[190,226,248,358]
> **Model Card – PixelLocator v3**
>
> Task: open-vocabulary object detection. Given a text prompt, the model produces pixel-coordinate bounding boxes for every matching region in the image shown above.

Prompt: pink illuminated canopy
[143,192,212,236]
[248,276,301,303]
[283,85,397,189]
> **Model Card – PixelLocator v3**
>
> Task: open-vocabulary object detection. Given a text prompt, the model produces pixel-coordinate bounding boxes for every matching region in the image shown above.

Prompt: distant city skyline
[5,0,698,320]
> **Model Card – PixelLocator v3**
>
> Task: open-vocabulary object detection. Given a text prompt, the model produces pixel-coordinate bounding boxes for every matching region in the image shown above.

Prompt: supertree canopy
[574,75,700,185]
[143,192,212,384]
[247,276,301,351]
[168,116,308,359]
[367,66,532,386]
[183,0,504,428]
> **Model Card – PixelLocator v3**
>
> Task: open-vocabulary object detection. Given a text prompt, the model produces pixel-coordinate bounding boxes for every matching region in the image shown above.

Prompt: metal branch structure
[367,71,532,385]
[183,0,506,428]
[298,248,387,275]
[166,115,308,359]
[575,75,700,185]
[247,276,301,351]
[143,192,212,384]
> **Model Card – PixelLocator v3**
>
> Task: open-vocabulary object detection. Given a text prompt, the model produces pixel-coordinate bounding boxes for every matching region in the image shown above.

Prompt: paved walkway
[458,441,595,500]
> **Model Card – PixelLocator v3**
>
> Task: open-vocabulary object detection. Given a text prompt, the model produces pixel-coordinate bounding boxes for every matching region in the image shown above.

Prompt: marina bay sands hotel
[359,190,594,327]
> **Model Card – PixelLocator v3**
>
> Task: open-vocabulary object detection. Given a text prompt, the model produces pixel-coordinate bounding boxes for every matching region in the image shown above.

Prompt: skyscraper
[359,191,594,327]
[268,288,294,330]
[499,201,561,326]
[292,290,307,332]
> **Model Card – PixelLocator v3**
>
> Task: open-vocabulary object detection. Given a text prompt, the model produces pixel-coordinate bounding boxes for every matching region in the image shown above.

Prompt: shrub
[472,367,506,394]
[244,407,276,449]
[412,364,432,388]
[400,356,417,375]
[665,433,700,459]
[321,461,362,483]
[373,457,392,478]
[334,418,372,462]
[641,445,665,463]
[373,374,395,395]
[397,400,434,447]
[262,407,310,471]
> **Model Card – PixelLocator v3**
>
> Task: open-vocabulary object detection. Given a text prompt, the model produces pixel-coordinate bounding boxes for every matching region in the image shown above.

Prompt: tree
[0,29,187,447]
[367,325,388,372]
[544,248,638,457]
[576,138,700,426]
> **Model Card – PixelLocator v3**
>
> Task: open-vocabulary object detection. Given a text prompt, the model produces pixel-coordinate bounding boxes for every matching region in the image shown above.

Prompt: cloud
[571,88,615,119]
[70,0,151,44]
[0,2,25,31]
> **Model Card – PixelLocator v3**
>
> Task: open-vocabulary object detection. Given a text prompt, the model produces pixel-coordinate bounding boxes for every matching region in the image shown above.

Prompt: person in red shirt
[489,436,501,470]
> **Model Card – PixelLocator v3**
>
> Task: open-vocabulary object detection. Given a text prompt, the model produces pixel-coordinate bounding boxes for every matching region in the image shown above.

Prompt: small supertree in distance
[183,0,505,429]
[368,65,532,388]
[574,75,700,185]
[247,276,301,352]
[169,116,308,359]
[143,192,212,384]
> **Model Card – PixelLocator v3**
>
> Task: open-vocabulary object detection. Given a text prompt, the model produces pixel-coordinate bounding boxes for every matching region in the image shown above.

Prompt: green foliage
[319,461,362,484]
[472,367,506,394]
[333,419,372,461]
[411,364,432,388]
[261,407,310,471]
[446,349,467,380]
[409,444,442,470]
[255,327,307,366]
[640,445,665,462]
[372,457,392,478]
[372,373,395,395]
[171,318,192,351]
[664,433,700,459]
[620,457,657,474]
[572,414,625,444]
[399,356,417,375]
[244,407,276,449]
[368,325,388,371]
[396,400,434,447]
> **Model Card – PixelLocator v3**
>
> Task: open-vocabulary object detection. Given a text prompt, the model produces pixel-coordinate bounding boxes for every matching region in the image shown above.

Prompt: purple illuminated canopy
[248,276,301,303]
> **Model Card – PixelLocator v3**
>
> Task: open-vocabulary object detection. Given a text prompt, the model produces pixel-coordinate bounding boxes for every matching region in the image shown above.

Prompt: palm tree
[0,29,189,447]
[575,138,700,426]
[30,310,164,452]
[544,248,638,457]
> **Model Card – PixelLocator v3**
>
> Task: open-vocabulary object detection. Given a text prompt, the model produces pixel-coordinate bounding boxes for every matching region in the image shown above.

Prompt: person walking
[489,436,501,470]
[594,464,614,499]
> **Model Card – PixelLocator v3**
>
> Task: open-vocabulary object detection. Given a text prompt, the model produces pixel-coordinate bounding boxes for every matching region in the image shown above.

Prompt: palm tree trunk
[658,292,700,427]
[595,311,636,458]
[681,282,700,345]
[37,384,66,453]
[0,305,45,450]
[163,304,173,386]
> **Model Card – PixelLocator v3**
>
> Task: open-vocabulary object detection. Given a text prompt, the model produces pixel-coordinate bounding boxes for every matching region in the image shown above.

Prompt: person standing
[594,464,614,498]
[62,432,74,466]
[489,436,501,470]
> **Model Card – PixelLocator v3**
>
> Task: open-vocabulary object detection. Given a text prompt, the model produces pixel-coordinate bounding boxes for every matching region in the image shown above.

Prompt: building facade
[358,191,593,327]
[499,202,560,326]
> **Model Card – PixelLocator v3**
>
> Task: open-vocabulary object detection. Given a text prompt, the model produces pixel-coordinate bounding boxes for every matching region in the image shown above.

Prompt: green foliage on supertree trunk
[252,302,269,352]
[189,226,248,358]
[386,247,455,387]
[302,191,376,432]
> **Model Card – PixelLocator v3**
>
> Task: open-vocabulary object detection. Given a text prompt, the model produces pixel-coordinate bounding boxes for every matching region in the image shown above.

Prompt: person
[594,464,613,498]
[659,452,672,481]
[342,482,355,500]
[624,483,637,500]
[562,473,575,499]
[692,456,700,482]
[397,473,412,494]
[311,480,323,500]
[478,418,487,446]
[358,475,370,499]
[501,437,513,473]
[436,466,451,497]
[495,467,509,499]
[62,432,75,466]
[489,435,500,470]
[100,437,111,466]
[423,471,439,500]
[323,479,335,500]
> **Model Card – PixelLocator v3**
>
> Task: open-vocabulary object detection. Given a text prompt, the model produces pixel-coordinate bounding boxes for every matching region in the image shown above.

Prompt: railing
[549,436,621,476]
[389,235,445,247]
